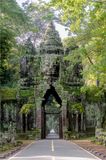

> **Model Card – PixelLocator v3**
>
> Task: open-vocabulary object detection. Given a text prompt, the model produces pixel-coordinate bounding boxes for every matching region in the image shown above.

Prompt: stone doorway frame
[40,85,63,139]
[41,106,63,139]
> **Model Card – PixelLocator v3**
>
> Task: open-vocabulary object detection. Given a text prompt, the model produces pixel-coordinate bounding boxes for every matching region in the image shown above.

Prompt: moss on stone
[19,89,34,98]
[0,88,34,100]
[0,88,17,100]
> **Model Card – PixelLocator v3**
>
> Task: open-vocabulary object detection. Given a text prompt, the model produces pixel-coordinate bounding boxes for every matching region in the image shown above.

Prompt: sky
[16,0,68,39]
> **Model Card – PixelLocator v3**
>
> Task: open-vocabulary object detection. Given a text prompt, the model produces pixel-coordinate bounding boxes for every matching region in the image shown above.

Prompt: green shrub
[16,128,40,140]
[1,88,17,100]
[0,88,34,101]
[64,131,79,140]
[20,103,35,114]
[94,131,106,146]
[0,140,23,152]
[15,140,23,146]
[91,137,96,143]
[16,133,29,140]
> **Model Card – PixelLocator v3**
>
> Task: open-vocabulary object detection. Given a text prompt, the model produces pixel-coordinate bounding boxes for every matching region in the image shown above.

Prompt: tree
[48,0,106,130]
[0,27,15,85]
[63,37,78,55]
[49,0,106,88]
[0,0,29,34]
[0,0,31,86]
[21,0,67,47]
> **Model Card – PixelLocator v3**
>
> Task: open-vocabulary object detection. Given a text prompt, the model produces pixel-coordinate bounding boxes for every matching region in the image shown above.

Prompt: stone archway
[41,85,63,139]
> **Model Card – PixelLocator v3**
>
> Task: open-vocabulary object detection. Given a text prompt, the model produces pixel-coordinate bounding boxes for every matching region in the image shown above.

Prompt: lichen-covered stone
[40,22,64,55]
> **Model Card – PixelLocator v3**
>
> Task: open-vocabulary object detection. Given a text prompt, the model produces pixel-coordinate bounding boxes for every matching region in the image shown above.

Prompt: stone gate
[35,22,67,139]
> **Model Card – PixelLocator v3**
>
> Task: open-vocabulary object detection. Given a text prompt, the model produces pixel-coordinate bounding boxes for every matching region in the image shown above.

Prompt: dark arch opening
[42,85,62,107]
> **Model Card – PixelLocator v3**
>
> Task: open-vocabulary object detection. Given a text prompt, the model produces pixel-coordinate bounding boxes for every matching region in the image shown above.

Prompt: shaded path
[8,140,101,160]
[46,133,59,139]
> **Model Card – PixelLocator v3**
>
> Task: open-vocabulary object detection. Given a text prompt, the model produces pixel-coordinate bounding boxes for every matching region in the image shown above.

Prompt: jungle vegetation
[0,0,106,149]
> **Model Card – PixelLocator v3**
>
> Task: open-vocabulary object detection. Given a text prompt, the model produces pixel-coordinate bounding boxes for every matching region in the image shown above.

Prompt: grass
[79,135,95,140]
[0,140,34,154]
[0,144,19,153]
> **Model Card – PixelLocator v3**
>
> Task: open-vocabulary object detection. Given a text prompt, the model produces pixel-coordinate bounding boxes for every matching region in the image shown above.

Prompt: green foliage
[16,133,29,140]
[0,27,14,54]
[20,89,34,98]
[81,85,104,102]
[70,103,84,113]
[24,0,57,44]
[0,27,16,85]
[63,37,79,56]
[63,37,77,48]
[0,88,17,100]
[0,0,29,33]
[16,128,40,140]
[0,0,33,87]
[49,0,106,88]
[64,130,80,140]
[0,141,23,152]
[45,96,61,113]
[95,130,106,146]
[20,103,35,114]
[46,115,59,133]
[0,88,34,100]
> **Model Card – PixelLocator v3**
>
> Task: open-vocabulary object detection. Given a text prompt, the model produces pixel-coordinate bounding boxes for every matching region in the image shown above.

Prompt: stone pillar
[16,103,22,131]
[0,96,1,131]
[62,100,67,138]
[81,113,84,131]
[36,106,42,139]
[83,113,86,132]
[41,106,45,139]
[59,113,63,139]
[62,103,67,130]
[75,112,79,132]
[20,114,23,132]
[36,106,41,130]
[33,109,36,128]
[96,103,102,128]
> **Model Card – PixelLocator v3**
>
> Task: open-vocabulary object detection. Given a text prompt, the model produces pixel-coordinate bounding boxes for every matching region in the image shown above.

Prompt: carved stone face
[41,54,60,85]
